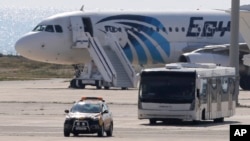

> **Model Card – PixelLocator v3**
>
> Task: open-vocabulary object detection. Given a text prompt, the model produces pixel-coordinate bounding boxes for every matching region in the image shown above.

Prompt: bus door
[228,77,235,115]
[207,78,218,119]
[206,78,212,119]
[199,79,209,120]
[217,78,222,117]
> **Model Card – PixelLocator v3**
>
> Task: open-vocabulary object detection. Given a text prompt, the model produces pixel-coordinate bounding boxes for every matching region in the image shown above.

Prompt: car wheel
[97,124,104,137]
[64,128,70,137]
[106,122,113,137]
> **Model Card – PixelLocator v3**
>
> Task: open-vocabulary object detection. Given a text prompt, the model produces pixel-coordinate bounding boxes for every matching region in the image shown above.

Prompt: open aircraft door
[70,16,89,48]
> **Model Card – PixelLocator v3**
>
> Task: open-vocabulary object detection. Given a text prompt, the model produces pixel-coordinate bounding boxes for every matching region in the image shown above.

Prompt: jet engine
[179,44,250,90]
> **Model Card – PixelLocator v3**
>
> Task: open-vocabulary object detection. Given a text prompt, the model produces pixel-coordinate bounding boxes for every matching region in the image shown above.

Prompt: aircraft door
[82,17,93,36]
[70,16,89,48]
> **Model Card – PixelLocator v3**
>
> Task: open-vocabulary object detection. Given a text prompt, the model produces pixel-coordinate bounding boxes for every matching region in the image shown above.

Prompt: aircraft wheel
[69,79,77,88]
[121,87,128,90]
[78,80,86,89]
[104,86,110,90]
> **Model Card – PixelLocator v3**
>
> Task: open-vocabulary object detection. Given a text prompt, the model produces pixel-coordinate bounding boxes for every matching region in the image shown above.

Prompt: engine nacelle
[179,52,229,66]
[179,51,250,90]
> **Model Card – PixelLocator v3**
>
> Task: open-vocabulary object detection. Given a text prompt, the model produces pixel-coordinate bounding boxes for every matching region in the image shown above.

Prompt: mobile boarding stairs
[69,18,137,89]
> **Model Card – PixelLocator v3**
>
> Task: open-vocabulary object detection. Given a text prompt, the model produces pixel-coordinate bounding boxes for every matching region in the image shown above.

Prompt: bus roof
[141,63,235,78]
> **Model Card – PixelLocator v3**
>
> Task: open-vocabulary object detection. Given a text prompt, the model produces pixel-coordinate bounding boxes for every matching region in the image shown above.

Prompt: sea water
[0,6,71,55]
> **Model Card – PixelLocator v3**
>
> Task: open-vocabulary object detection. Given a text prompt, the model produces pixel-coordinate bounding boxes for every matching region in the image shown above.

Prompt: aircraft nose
[15,34,32,56]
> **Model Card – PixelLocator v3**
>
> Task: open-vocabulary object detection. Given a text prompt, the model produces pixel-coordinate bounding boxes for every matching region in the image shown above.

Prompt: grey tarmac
[0,79,250,141]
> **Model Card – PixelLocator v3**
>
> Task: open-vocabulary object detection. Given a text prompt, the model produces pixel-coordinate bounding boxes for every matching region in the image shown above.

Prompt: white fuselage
[15,9,243,65]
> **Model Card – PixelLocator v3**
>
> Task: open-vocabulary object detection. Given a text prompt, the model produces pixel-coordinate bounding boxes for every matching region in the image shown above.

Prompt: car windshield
[70,103,101,113]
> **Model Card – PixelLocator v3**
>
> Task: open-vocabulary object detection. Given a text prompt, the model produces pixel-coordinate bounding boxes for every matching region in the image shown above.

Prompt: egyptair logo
[96,15,170,64]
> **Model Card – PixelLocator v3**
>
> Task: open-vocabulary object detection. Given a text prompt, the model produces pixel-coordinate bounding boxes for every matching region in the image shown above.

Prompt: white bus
[138,63,237,124]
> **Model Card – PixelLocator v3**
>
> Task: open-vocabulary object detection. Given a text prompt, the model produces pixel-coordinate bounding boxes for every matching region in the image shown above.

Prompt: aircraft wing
[180,43,250,67]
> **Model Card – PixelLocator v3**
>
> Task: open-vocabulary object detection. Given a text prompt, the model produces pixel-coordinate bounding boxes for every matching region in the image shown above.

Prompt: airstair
[69,17,137,89]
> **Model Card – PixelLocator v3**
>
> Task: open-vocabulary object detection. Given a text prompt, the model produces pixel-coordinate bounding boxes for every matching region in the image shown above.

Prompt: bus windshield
[139,71,196,103]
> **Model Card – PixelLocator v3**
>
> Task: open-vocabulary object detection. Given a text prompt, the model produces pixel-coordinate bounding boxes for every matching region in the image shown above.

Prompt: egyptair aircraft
[15,8,250,90]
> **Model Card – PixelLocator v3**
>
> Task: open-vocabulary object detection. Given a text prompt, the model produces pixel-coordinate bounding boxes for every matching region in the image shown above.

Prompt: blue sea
[0,6,72,55]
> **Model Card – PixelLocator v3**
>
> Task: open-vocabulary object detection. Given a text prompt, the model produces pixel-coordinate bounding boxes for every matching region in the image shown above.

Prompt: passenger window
[221,77,229,93]
[156,27,160,32]
[175,27,179,32]
[55,25,63,33]
[162,27,166,32]
[45,25,54,32]
[181,27,185,32]
[169,27,172,32]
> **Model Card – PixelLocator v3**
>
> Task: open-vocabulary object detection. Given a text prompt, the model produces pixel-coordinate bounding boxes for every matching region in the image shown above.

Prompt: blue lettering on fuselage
[186,17,230,37]
[104,26,122,33]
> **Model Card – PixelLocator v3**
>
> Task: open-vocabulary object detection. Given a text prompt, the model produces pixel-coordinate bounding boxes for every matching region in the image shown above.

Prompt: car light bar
[80,97,104,102]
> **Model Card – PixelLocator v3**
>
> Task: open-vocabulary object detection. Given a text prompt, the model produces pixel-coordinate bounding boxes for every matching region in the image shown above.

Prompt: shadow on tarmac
[141,120,240,127]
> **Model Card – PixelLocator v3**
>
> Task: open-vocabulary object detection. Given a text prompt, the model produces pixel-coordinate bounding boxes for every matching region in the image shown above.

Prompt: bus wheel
[149,119,156,125]
[104,86,110,90]
[121,87,128,90]
[214,117,224,123]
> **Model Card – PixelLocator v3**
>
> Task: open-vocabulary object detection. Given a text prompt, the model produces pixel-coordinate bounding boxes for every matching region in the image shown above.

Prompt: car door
[102,103,112,130]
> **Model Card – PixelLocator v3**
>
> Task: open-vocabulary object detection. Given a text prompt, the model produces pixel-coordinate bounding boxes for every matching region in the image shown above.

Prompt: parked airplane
[239,9,250,67]
[15,8,250,90]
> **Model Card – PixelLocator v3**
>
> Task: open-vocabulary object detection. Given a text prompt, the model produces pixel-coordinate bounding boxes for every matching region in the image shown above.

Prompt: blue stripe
[96,15,165,29]
[118,22,170,56]
[131,31,164,63]
[128,34,147,64]
[122,43,133,63]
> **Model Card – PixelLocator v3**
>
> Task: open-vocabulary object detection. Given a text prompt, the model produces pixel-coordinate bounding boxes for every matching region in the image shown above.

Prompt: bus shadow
[141,120,240,127]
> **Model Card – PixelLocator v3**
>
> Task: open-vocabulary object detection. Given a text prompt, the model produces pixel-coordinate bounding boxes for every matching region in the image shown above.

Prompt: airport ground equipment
[69,16,137,89]
[138,63,237,124]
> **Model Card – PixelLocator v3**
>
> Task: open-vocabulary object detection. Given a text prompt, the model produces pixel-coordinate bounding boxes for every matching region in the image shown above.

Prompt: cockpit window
[55,25,63,33]
[33,25,46,31]
[33,25,63,33]
[45,25,54,32]
[32,25,55,32]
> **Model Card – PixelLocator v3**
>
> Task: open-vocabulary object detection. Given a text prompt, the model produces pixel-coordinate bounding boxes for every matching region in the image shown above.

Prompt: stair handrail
[86,32,117,84]
[106,33,137,87]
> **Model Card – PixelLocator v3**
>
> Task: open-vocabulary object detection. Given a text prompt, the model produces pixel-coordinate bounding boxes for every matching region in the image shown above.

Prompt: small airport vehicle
[64,97,113,137]
[138,63,237,124]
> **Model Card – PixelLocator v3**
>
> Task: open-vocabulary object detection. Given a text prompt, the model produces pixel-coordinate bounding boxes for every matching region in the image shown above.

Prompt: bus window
[211,78,217,89]
[221,77,229,93]
[200,79,207,96]
[229,78,235,95]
